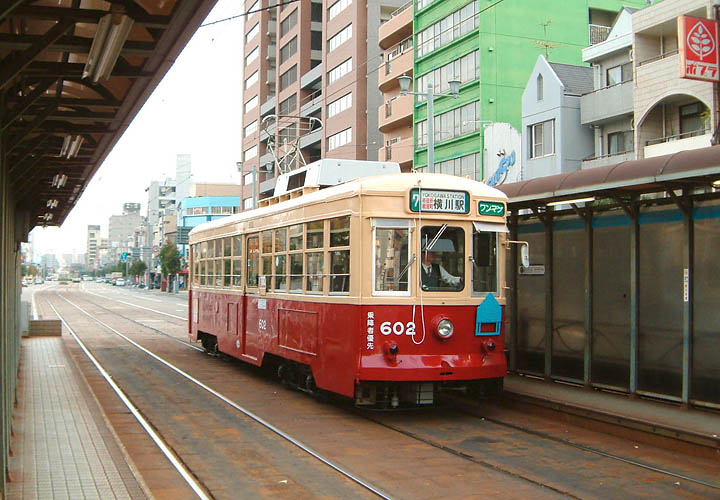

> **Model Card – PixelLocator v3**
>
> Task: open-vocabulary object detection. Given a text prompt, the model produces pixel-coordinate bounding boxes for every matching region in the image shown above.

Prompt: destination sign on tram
[409,188,470,214]
[478,201,505,216]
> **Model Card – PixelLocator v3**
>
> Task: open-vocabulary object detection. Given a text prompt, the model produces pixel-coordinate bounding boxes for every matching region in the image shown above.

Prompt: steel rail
[83,288,186,320]
[47,301,213,500]
[62,289,203,352]
[55,293,395,500]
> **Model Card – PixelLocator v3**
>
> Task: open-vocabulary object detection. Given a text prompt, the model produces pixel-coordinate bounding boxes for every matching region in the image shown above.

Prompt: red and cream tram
[189,168,509,407]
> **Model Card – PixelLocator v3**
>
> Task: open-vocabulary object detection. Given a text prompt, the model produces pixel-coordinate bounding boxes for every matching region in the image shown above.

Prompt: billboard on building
[678,15,720,82]
[483,123,522,187]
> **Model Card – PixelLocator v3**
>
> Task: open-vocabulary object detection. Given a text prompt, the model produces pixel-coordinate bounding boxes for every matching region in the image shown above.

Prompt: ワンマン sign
[678,15,720,82]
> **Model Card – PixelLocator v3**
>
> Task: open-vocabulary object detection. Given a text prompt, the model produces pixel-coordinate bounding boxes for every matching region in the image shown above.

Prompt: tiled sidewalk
[8,336,148,500]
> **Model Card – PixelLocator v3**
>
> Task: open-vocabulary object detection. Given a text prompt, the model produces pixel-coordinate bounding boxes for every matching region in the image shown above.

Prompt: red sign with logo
[678,15,720,82]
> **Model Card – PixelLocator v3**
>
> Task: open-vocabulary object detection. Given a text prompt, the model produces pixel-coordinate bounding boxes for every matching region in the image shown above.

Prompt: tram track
[48,291,395,500]
[43,288,719,499]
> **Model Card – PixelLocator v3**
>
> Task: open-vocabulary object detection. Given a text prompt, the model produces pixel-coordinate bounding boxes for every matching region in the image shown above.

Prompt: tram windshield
[472,229,498,293]
[420,226,464,292]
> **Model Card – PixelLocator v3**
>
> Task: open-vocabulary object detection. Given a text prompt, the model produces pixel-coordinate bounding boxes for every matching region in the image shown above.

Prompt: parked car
[72,277,81,283]
[34,278,44,284]
[96,278,104,283]
[115,278,125,286]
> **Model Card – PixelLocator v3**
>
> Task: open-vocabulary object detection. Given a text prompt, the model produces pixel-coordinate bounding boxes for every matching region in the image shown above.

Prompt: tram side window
[215,255,222,287]
[274,227,287,291]
[200,260,206,286]
[223,237,231,286]
[472,230,498,293]
[307,221,323,249]
[329,216,350,293]
[261,230,273,288]
[289,254,303,291]
[232,235,242,286]
[330,250,350,293]
[374,223,410,293]
[420,226,465,292]
[306,252,323,293]
[247,235,260,287]
[192,244,199,285]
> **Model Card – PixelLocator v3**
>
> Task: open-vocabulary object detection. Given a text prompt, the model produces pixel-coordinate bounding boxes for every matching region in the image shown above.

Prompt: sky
[30,0,245,258]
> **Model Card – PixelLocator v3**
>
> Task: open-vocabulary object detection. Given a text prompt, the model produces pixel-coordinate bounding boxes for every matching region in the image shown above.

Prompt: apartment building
[241,0,406,208]
[86,224,101,271]
[377,0,644,180]
[579,0,717,168]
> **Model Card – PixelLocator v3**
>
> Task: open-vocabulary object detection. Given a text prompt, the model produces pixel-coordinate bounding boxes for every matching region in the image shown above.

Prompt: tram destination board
[409,188,470,214]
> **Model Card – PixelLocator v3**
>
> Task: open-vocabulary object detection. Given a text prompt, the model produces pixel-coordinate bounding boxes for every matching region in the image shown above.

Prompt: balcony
[644,130,711,159]
[301,63,322,90]
[378,95,412,133]
[378,136,413,169]
[299,129,321,149]
[378,46,412,92]
[588,24,611,45]
[582,151,635,170]
[260,96,276,116]
[581,81,633,125]
[300,90,322,117]
[379,1,412,49]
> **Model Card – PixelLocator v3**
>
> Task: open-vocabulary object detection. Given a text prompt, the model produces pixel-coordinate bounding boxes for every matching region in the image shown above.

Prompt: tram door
[240,233,260,359]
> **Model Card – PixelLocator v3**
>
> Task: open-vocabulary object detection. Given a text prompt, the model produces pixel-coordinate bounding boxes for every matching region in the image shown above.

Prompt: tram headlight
[436,319,454,339]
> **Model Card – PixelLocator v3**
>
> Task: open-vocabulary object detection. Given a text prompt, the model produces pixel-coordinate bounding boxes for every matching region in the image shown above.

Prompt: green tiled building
[411,0,647,179]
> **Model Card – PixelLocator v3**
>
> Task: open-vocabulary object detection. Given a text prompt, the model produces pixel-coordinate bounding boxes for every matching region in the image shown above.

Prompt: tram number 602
[380,321,416,336]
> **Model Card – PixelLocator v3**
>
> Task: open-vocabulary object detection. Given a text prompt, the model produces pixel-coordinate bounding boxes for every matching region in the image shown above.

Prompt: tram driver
[420,238,463,291]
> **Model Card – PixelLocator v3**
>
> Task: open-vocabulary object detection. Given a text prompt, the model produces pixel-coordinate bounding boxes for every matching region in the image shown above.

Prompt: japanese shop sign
[409,188,470,214]
[679,15,720,82]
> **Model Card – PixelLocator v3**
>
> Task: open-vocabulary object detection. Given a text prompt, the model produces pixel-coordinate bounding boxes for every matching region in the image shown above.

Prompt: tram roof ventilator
[260,159,400,207]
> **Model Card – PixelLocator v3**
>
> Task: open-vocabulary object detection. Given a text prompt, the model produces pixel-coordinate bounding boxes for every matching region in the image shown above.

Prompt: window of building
[280,9,297,37]
[537,74,543,101]
[328,128,352,151]
[327,93,352,118]
[280,36,297,64]
[417,0,438,10]
[606,62,632,86]
[417,1,479,58]
[311,2,322,22]
[328,24,352,52]
[416,51,479,101]
[278,94,297,115]
[328,0,351,20]
[434,153,481,179]
[607,130,633,155]
[245,23,259,44]
[679,102,706,136]
[279,65,297,91]
[244,145,258,161]
[244,173,254,185]
[245,95,258,113]
[417,100,481,146]
[245,46,259,67]
[529,119,555,158]
[244,119,258,137]
[311,31,323,50]
[328,58,352,84]
[243,197,253,209]
[245,71,258,90]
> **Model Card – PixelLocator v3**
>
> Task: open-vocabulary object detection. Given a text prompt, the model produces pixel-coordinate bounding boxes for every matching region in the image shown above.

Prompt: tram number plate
[380,321,416,336]
[410,188,470,214]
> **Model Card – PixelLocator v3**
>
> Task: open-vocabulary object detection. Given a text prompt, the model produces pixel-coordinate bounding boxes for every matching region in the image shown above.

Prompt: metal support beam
[0,78,56,133]
[629,205,639,396]
[544,213,553,380]
[572,203,594,387]
[0,19,75,92]
[668,189,694,406]
[508,212,519,373]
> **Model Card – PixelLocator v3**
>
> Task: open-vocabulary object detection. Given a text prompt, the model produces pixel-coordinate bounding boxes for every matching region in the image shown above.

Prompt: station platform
[503,374,720,451]
[7,335,149,500]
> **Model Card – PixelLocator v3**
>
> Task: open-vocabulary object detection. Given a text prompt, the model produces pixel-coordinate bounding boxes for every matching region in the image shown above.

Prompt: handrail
[638,49,679,66]
[645,128,710,146]
[390,0,412,18]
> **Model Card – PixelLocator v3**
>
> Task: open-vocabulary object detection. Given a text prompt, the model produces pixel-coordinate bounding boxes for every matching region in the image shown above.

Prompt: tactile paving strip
[8,336,148,500]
